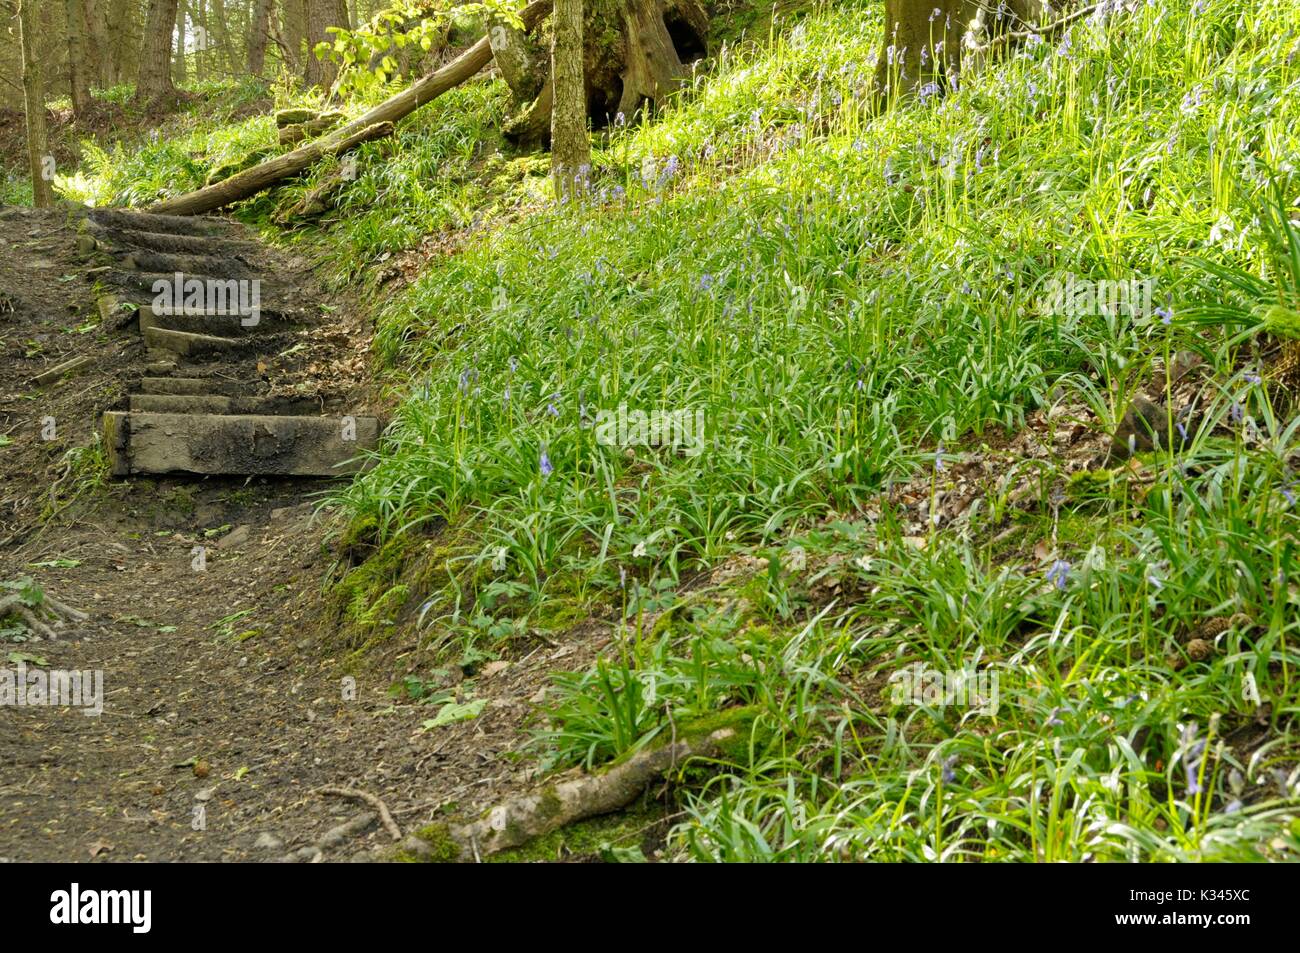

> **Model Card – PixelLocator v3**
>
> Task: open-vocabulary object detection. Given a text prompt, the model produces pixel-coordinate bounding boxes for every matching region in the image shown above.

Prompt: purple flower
[540,448,554,478]
[1244,370,1262,385]
[1045,707,1064,727]
[941,755,957,784]
[1155,305,1173,325]
[1046,560,1071,590]
[934,442,945,473]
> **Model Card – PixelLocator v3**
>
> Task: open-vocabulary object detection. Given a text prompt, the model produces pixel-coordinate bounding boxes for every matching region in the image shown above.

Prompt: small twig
[316,786,402,841]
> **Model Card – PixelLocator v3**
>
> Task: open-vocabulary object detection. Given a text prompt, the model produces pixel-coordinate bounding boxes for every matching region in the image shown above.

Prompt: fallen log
[396,727,735,862]
[279,111,346,146]
[148,0,553,217]
[149,122,395,217]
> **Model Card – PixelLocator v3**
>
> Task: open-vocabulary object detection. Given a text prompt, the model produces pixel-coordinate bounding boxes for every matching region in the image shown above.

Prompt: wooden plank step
[104,275,299,319]
[142,325,246,357]
[129,394,323,415]
[138,304,265,337]
[120,250,259,279]
[104,412,379,477]
[87,208,239,238]
[86,223,263,257]
[138,377,254,396]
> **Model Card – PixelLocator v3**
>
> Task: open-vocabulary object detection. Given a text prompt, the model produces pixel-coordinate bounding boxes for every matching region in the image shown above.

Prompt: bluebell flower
[1046,560,1071,590]
[941,755,957,784]
[540,448,553,478]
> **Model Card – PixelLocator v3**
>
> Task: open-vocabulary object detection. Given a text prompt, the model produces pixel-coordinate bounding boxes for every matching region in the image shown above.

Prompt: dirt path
[0,206,594,862]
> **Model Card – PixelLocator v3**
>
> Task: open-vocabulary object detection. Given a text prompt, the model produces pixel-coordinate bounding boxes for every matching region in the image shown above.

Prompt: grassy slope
[71,0,1300,860]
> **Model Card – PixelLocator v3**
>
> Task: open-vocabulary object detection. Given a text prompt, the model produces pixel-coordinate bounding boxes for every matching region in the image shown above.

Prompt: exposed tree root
[278,812,377,863]
[396,728,735,862]
[317,786,403,841]
[0,589,88,640]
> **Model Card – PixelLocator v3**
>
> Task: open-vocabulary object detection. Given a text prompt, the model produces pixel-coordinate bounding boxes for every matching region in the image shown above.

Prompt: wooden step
[104,412,380,477]
[87,223,263,257]
[138,376,255,396]
[138,304,265,337]
[129,393,323,415]
[121,250,259,280]
[142,325,246,358]
[87,208,239,238]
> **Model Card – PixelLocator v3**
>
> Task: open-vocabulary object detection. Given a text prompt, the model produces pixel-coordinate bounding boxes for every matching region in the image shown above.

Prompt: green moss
[674,704,765,763]
[1262,304,1300,339]
[391,822,463,862]
[486,808,658,863]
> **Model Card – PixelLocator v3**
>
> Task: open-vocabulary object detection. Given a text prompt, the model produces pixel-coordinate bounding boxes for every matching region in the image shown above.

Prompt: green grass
[69,0,1300,861]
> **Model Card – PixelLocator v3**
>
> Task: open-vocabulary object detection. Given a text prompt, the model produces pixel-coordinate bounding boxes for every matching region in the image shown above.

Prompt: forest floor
[0,206,613,862]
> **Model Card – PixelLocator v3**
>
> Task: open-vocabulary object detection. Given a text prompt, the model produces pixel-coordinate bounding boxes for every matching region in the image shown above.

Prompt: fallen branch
[317,786,402,841]
[398,727,735,862]
[148,0,552,216]
[969,2,1103,54]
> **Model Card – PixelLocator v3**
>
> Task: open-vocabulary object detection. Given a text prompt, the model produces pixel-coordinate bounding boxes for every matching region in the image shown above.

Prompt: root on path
[397,727,736,862]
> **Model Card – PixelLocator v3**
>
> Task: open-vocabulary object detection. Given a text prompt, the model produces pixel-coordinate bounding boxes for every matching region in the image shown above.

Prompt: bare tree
[136,0,180,101]
[550,0,588,201]
[17,0,55,207]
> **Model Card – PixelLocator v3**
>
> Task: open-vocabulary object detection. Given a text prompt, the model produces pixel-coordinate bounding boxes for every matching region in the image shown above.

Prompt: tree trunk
[136,0,180,101]
[83,0,111,87]
[507,0,707,142]
[148,0,554,215]
[248,0,274,75]
[208,0,235,77]
[173,0,188,85]
[65,0,93,116]
[107,0,138,85]
[304,0,348,88]
[281,0,307,73]
[551,0,589,201]
[611,0,701,122]
[17,0,55,208]
[872,0,1048,102]
[490,14,542,103]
